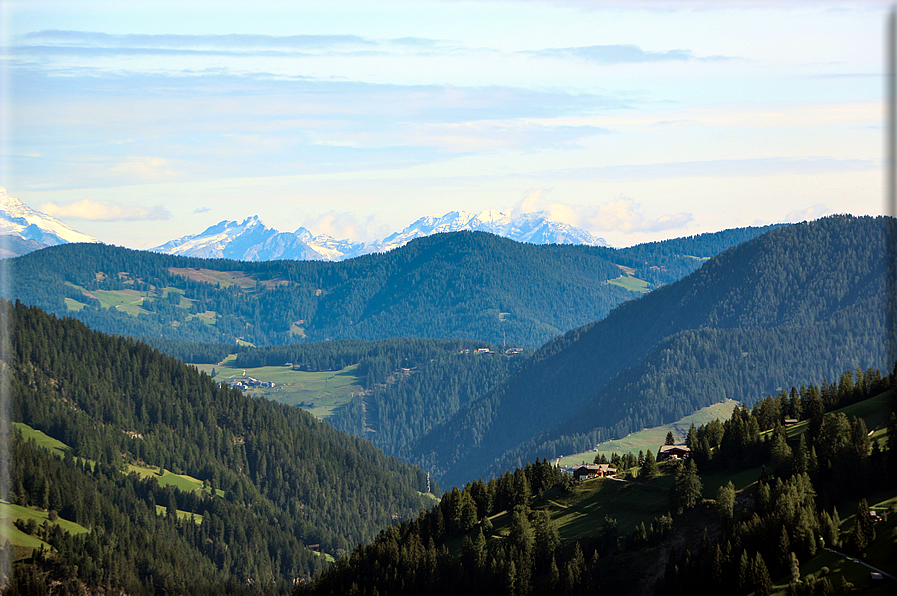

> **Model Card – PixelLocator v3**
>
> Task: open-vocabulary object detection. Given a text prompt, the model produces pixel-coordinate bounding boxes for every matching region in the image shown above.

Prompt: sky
[0,0,889,249]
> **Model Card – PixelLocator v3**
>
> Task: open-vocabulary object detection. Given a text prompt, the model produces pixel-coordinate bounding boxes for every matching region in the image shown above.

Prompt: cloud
[587,197,692,233]
[21,30,376,51]
[41,199,171,221]
[193,207,211,214]
[784,204,829,223]
[530,44,695,63]
[510,189,582,227]
[301,211,388,243]
[109,157,178,180]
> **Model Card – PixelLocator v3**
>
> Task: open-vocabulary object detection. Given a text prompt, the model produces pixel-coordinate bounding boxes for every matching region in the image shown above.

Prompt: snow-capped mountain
[153,216,367,261]
[0,187,98,256]
[151,209,607,262]
[377,210,606,252]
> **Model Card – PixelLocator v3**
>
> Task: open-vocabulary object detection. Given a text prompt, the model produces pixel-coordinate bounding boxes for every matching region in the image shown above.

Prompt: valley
[3,216,896,595]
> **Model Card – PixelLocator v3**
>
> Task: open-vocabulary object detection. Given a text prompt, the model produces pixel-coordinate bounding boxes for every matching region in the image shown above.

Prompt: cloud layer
[41,199,171,221]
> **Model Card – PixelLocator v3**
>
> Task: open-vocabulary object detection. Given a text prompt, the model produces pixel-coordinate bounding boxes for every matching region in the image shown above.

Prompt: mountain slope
[6,226,778,349]
[151,209,607,262]
[7,299,432,591]
[414,215,895,486]
[0,187,97,255]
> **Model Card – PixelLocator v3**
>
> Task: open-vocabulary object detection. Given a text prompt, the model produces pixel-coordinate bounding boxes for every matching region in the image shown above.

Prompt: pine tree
[643,449,658,480]
[716,481,735,524]
[670,460,703,512]
[751,552,772,596]
[789,551,801,584]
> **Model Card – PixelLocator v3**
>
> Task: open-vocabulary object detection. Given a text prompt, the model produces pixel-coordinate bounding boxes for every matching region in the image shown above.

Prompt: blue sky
[0,0,887,248]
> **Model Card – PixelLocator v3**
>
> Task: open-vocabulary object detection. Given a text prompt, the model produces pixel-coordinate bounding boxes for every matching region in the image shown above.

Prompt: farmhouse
[658,444,691,460]
[572,464,617,481]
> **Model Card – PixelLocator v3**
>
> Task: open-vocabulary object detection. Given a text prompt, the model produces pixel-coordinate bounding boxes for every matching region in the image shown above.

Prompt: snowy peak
[151,208,607,262]
[152,216,366,262]
[0,187,98,256]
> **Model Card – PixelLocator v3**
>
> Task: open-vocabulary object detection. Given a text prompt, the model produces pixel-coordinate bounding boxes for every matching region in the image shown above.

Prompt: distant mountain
[153,215,366,261]
[413,215,894,486]
[6,225,779,349]
[151,209,608,262]
[0,187,97,256]
[375,210,608,254]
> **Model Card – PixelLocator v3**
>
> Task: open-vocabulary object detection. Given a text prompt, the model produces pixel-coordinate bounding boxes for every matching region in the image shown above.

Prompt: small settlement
[227,377,275,390]
[571,463,617,481]
[657,444,691,461]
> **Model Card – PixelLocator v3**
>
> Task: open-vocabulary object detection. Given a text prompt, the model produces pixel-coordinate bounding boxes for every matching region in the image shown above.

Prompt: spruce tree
[643,449,658,480]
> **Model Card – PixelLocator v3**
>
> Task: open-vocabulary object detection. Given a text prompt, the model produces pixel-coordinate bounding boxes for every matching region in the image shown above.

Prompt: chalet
[572,464,616,481]
[784,418,799,427]
[658,444,691,460]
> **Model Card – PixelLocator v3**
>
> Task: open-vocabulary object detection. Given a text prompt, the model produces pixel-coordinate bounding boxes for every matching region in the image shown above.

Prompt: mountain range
[0,186,609,261]
[0,187,97,256]
[4,225,777,349]
[151,209,609,261]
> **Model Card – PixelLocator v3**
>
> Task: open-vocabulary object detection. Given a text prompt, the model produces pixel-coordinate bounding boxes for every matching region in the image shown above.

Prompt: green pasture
[0,500,90,555]
[154,504,204,524]
[607,276,651,293]
[168,267,290,290]
[191,355,364,419]
[557,400,739,468]
[779,514,897,596]
[64,298,86,311]
[126,464,222,496]
[781,390,894,442]
[14,422,69,457]
[538,479,670,539]
[16,421,224,498]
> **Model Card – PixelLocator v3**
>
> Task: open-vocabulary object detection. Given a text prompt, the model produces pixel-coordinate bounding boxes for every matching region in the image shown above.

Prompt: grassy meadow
[557,399,739,468]
[191,354,364,419]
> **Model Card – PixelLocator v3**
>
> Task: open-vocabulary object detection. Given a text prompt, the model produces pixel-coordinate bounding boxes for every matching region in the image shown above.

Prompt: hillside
[4,225,778,349]
[302,368,897,596]
[5,300,434,593]
[413,215,894,487]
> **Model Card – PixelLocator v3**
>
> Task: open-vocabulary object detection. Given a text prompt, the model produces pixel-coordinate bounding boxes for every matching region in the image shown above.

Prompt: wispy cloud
[301,211,389,242]
[509,190,690,235]
[21,30,378,51]
[41,199,171,221]
[588,197,692,233]
[784,204,829,223]
[14,30,454,60]
[527,44,731,63]
[549,157,879,181]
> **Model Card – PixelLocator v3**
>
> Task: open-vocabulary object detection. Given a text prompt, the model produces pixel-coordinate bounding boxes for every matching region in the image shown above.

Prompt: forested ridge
[301,366,897,596]
[4,225,777,349]
[411,215,895,487]
[5,300,435,593]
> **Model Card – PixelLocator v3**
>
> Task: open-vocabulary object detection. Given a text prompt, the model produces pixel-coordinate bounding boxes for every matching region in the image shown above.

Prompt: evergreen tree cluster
[659,369,897,596]
[305,364,897,596]
[6,299,434,593]
[411,215,894,487]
